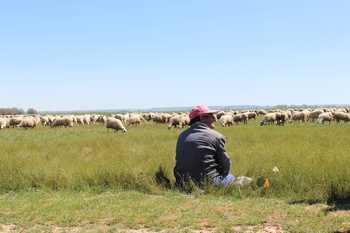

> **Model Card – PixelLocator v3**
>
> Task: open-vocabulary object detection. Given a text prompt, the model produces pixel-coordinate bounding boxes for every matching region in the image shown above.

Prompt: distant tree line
[0,107,38,115]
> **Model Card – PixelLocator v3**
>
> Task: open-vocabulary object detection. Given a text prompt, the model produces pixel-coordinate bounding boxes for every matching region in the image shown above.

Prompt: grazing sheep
[168,115,180,129]
[106,117,127,132]
[168,114,190,129]
[241,113,249,124]
[260,113,276,126]
[17,116,37,129]
[113,114,126,123]
[51,116,74,128]
[280,112,290,125]
[128,114,141,126]
[256,109,267,115]
[333,112,350,124]
[123,113,130,123]
[181,114,190,127]
[317,112,333,124]
[91,114,99,123]
[83,114,91,125]
[152,113,173,124]
[10,116,23,128]
[308,109,324,122]
[47,115,55,125]
[289,110,309,123]
[0,118,7,130]
[233,114,244,125]
[94,115,106,124]
[75,115,85,125]
[152,113,166,124]
[216,111,227,120]
[220,114,234,127]
[142,113,152,121]
[0,117,10,129]
[128,114,147,126]
[284,110,293,119]
[39,115,50,125]
[247,112,257,121]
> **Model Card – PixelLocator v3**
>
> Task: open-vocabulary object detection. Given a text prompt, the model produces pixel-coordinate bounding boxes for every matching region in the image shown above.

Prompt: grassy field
[0,113,350,232]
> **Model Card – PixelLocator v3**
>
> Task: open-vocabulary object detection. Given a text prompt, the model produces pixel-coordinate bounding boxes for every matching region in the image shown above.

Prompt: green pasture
[0,113,350,232]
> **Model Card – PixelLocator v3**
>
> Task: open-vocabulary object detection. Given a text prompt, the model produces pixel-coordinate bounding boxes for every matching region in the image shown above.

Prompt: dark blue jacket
[174,122,231,186]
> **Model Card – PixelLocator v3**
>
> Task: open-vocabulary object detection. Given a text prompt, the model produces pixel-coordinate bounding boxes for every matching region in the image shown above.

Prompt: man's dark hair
[189,116,200,125]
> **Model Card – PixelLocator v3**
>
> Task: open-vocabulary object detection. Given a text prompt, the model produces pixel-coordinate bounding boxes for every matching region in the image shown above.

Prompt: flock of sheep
[0,106,349,131]
[259,107,350,126]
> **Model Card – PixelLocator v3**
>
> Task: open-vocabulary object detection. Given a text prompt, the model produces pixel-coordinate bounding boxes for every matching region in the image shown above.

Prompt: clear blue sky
[1,1,349,112]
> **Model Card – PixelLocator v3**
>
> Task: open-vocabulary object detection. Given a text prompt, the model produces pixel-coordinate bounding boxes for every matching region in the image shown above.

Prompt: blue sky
[1,1,349,111]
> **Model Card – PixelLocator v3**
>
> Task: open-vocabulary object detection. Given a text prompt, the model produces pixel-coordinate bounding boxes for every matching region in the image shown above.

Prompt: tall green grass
[1,116,350,204]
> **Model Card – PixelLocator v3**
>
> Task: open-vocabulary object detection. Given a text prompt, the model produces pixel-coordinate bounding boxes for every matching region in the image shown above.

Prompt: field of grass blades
[1,115,349,204]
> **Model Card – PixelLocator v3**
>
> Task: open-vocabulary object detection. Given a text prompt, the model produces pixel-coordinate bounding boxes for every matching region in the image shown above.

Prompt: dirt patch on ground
[0,223,287,233]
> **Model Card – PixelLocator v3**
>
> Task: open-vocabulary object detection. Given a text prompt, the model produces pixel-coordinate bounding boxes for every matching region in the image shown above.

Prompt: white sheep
[10,116,23,128]
[256,109,267,115]
[39,115,50,126]
[51,116,74,128]
[168,114,190,129]
[276,111,289,126]
[216,111,227,120]
[17,116,37,129]
[0,118,7,130]
[333,111,350,124]
[247,112,257,121]
[75,115,85,125]
[106,117,127,132]
[113,114,126,123]
[220,114,234,127]
[128,114,147,126]
[317,112,333,124]
[308,109,324,122]
[83,114,91,125]
[260,112,276,126]
[152,113,166,124]
[94,115,107,124]
[232,113,248,125]
[289,110,309,123]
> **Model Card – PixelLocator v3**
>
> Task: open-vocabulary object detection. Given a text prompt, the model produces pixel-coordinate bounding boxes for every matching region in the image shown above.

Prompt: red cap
[189,105,219,120]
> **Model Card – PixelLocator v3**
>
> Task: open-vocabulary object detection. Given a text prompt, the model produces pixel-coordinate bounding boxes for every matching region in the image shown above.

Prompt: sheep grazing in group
[0,118,8,130]
[333,111,350,124]
[83,115,91,125]
[233,114,243,125]
[113,113,127,123]
[17,116,38,129]
[289,110,310,123]
[308,109,324,122]
[168,114,190,129]
[220,114,234,127]
[128,114,142,126]
[275,111,289,126]
[233,113,249,125]
[51,116,74,128]
[92,114,106,124]
[106,117,127,132]
[39,115,50,126]
[260,112,276,126]
[10,116,23,128]
[256,109,267,115]
[75,115,85,125]
[216,111,227,120]
[317,112,333,124]
[152,113,166,124]
[247,112,257,121]
[128,113,148,126]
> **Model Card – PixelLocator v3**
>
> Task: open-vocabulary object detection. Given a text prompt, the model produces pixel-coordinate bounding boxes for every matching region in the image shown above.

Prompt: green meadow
[1,113,350,232]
